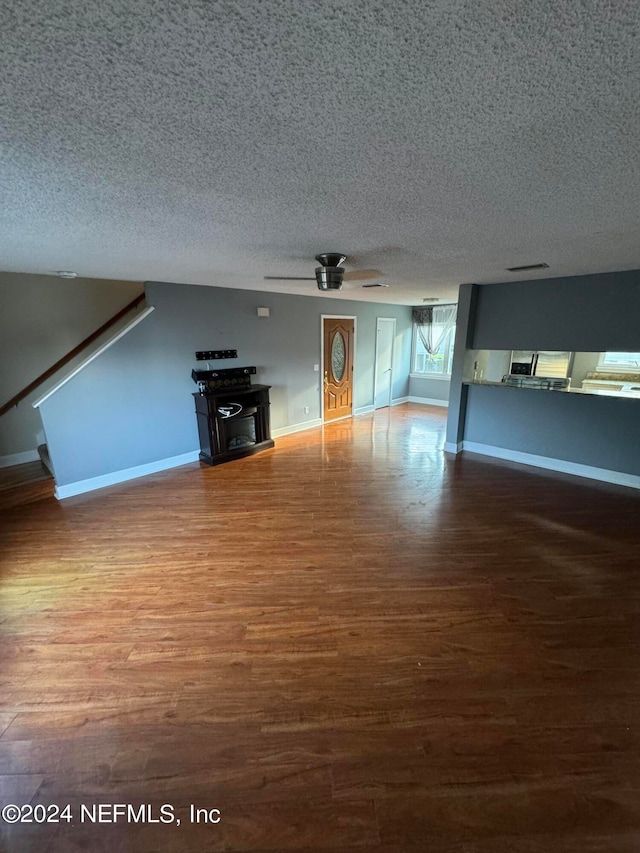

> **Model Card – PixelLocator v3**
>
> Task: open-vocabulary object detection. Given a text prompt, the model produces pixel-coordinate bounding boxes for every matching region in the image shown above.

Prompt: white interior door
[374,318,395,409]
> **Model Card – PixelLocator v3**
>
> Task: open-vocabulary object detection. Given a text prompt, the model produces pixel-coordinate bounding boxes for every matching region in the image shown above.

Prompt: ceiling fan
[264,253,382,291]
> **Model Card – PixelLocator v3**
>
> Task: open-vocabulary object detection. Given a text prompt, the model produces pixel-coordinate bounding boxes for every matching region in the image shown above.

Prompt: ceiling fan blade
[342,268,382,282]
[263,276,316,281]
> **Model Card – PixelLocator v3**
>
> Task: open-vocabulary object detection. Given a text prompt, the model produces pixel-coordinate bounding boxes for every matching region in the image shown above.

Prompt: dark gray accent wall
[447,270,640,478]
[473,269,640,351]
[446,284,478,447]
[39,282,412,488]
[464,385,640,475]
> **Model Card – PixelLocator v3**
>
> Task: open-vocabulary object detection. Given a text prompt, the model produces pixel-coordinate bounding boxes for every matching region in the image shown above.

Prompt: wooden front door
[323,318,354,422]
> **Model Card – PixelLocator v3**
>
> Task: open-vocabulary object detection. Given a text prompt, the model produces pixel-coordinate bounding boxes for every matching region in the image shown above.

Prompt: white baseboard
[272,418,322,438]
[55,450,201,500]
[322,414,353,423]
[461,441,640,491]
[444,441,463,454]
[357,399,449,413]
[0,449,40,468]
[408,396,449,407]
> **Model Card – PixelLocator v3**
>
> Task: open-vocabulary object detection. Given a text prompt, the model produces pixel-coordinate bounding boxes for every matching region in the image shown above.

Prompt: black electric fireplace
[225,409,257,451]
[192,367,274,466]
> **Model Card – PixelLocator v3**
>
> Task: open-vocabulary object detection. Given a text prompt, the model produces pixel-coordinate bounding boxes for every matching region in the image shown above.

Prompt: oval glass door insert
[331,331,346,382]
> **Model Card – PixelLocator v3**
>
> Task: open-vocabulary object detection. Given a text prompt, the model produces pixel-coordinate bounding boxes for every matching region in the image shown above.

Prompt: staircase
[0,291,147,508]
[0,458,55,510]
[37,443,54,476]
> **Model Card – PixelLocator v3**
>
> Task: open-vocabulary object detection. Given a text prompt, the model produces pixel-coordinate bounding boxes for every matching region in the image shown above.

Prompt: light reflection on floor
[407,419,445,454]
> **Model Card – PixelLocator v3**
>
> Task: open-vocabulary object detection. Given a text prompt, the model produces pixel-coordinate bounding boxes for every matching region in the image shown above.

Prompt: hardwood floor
[0,404,639,852]
[0,461,54,511]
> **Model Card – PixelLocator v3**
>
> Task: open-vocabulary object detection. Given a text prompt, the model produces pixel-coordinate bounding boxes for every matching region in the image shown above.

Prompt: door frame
[374,317,396,409]
[320,314,358,424]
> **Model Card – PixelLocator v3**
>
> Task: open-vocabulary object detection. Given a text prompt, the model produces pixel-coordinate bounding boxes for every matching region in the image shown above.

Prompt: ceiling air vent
[506,262,549,272]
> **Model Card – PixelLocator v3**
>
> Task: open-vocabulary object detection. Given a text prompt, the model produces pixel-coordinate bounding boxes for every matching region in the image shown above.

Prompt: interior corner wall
[409,376,450,403]
[37,281,412,490]
[445,283,478,448]
[0,271,143,461]
[458,269,640,479]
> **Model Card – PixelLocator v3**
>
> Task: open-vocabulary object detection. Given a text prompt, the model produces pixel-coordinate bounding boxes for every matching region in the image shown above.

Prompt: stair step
[0,460,55,510]
[38,443,54,476]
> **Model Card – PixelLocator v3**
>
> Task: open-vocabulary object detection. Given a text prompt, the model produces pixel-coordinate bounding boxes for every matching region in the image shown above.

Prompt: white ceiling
[1,1,639,305]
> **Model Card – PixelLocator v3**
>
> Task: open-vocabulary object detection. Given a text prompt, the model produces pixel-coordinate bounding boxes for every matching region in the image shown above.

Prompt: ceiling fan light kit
[315,253,347,291]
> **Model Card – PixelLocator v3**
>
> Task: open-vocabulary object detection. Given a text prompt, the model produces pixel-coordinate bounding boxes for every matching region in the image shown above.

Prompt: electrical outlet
[304,406,310,414]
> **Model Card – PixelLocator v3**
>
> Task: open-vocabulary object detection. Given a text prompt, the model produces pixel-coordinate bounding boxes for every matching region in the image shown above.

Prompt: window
[411,305,457,376]
[597,352,640,372]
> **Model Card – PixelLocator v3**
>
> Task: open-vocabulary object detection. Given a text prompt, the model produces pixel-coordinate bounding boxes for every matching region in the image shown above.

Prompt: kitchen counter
[464,380,640,400]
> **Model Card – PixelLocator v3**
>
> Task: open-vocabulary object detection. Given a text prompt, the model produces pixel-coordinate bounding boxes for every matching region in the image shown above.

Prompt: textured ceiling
[1,1,639,305]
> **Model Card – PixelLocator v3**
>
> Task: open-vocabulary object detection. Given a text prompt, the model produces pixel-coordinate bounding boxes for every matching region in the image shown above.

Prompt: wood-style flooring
[0,404,639,852]
[0,461,54,511]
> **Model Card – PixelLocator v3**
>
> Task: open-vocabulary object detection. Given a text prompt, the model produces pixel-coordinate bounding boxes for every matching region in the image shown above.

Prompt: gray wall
[38,281,412,488]
[0,271,142,460]
[464,384,640,475]
[445,283,478,447]
[570,351,602,386]
[409,376,449,403]
[449,270,640,477]
[472,269,640,350]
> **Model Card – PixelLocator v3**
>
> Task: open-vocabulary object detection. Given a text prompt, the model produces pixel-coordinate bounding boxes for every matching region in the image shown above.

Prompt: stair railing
[0,292,146,417]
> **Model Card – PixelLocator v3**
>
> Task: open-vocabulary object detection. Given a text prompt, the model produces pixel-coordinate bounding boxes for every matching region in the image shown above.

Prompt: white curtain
[412,304,457,354]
